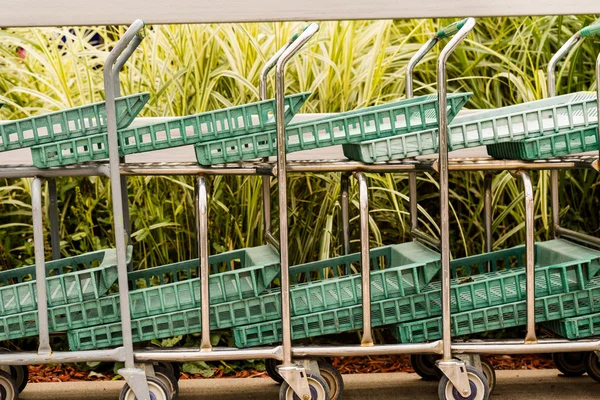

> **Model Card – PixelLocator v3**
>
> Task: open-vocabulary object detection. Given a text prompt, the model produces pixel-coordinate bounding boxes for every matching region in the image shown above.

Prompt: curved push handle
[580,21,600,37]
[436,18,469,39]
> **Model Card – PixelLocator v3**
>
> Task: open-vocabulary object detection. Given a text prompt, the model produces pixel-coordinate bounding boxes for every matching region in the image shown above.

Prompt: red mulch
[26,354,556,382]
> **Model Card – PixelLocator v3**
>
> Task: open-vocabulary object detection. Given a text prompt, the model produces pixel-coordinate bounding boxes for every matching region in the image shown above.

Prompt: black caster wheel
[0,370,18,400]
[552,352,587,377]
[583,352,600,383]
[317,361,344,400]
[279,372,330,400]
[266,359,284,384]
[119,376,170,400]
[156,362,180,382]
[480,357,496,394]
[411,354,443,380]
[9,365,28,393]
[154,365,179,400]
[438,365,490,400]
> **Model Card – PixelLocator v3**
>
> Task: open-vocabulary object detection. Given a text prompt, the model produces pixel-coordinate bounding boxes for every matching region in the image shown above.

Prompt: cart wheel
[9,365,28,393]
[411,354,442,380]
[583,352,600,383]
[438,366,489,400]
[480,357,496,394]
[157,362,180,382]
[317,361,344,400]
[119,376,170,400]
[265,359,284,384]
[279,372,330,400]
[0,370,18,400]
[552,352,587,377]
[154,366,179,400]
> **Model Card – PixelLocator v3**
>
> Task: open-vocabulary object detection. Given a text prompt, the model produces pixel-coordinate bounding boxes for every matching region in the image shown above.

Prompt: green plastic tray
[193,93,472,165]
[65,242,440,350]
[486,126,599,160]
[230,239,600,347]
[342,92,598,162]
[0,94,149,152]
[0,245,279,342]
[393,276,600,343]
[29,93,310,168]
[0,247,131,317]
[543,311,600,339]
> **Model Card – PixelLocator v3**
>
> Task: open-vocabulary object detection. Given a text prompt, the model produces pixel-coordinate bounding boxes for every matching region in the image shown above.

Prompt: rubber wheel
[0,370,18,400]
[583,352,600,383]
[154,366,179,400]
[411,354,443,380]
[479,357,496,394]
[279,372,331,400]
[9,365,28,393]
[317,361,344,400]
[119,376,170,400]
[266,359,284,384]
[157,362,180,382]
[552,352,587,377]
[438,365,490,400]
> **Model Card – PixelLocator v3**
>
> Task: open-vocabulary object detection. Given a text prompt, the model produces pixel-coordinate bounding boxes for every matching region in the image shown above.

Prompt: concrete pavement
[19,370,599,400]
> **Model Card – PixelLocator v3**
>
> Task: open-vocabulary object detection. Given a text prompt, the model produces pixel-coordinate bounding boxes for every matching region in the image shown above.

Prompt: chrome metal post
[47,178,61,260]
[513,170,536,343]
[275,22,319,368]
[355,172,373,346]
[484,173,493,271]
[103,19,145,380]
[341,172,351,255]
[32,177,51,355]
[196,176,212,351]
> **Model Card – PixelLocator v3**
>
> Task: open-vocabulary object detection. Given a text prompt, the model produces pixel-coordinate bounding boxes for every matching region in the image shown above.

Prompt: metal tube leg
[484,173,493,271]
[341,172,351,256]
[196,176,212,351]
[355,172,373,346]
[514,170,537,343]
[47,178,61,260]
[550,170,559,239]
[32,177,51,355]
[409,172,418,238]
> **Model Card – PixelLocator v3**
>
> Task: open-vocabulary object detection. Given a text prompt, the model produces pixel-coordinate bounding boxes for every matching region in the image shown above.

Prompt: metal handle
[112,29,145,97]
[406,18,472,98]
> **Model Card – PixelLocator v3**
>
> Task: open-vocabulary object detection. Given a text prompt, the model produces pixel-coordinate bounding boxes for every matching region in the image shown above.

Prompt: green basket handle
[580,21,600,37]
[436,18,469,39]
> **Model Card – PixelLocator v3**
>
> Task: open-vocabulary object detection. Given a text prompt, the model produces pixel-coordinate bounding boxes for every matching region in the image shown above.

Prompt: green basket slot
[193,93,471,165]
[543,311,600,339]
[0,94,149,152]
[29,93,310,168]
[486,126,599,160]
[393,276,600,343]
[0,247,131,317]
[230,239,600,347]
[343,92,598,162]
[1,245,279,342]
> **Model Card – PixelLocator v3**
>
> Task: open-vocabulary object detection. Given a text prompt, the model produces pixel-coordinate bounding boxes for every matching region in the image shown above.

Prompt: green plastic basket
[0,94,149,152]
[29,93,310,168]
[0,247,131,316]
[0,245,279,342]
[543,311,600,339]
[230,239,600,347]
[393,276,600,343]
[486,126,599,160]
[193,93,472,165]
[343,92,598,162]
[65,242,440,350]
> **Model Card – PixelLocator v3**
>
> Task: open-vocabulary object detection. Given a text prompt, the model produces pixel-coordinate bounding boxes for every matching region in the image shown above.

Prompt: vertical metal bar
[409,172,418,238]
[103,19,145,371]
[550,170,560,239]
[514,170,537,343]
[275,23,319,367]
[32,177,51,355]
[47,178,61,260]
[341,172,351,255]
[596,53,600,171]
[196,176,212,351]
[437,18,476,362]
[484,173,493,271]
[355,172,373,346]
